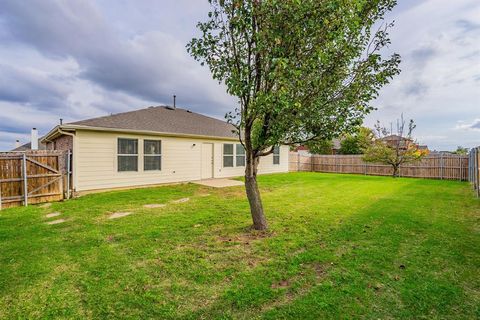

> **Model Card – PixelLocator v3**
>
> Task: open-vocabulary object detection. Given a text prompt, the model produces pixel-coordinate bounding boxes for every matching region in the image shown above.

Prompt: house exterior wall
[47,135,73,151]
[74,130,289,192]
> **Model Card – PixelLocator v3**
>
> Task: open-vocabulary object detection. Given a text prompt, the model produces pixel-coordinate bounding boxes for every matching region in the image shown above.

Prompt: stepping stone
[143,204,166,209]
[108,212,133,219]
[198,194,211,197]
[45,212,61,218]
[171,198,190,204]
[46,219,66,225]
[40,203,52,209]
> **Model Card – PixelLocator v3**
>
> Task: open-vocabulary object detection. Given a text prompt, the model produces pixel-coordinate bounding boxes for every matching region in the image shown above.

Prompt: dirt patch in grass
[216,230,274,245]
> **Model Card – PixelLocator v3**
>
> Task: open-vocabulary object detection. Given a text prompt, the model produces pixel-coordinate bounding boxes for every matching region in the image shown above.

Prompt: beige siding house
[42,106,289,193]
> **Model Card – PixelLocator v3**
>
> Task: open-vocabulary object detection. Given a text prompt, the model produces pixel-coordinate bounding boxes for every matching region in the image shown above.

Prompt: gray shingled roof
[69,106,237,139]
[12,139,47,151]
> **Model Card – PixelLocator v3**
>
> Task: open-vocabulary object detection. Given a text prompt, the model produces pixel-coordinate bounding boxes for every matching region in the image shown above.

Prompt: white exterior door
[201,143,214,179]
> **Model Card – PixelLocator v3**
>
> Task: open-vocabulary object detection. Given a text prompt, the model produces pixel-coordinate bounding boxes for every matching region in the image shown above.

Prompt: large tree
[188,0,401,230]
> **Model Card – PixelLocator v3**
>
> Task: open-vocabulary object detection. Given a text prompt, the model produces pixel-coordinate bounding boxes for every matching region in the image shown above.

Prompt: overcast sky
[0,0,478,151]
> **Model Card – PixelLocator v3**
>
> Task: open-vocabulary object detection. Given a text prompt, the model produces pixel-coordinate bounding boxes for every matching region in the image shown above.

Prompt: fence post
[459,156,462,181]
[475,148,480,197]
[0,183,2,211]
[440,154,444,180]
[22,153,28,207]
[297,152,300,172]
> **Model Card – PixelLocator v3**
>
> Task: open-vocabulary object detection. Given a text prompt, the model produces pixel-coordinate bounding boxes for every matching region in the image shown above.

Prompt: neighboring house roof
[296,146,309,151]
[380,134,411,142]
[11,139,47,151]
[59,106,237,140]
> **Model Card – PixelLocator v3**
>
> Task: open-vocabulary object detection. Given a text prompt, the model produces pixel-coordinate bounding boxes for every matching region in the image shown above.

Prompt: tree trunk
[245,155,268,230]
[392,165,399,178]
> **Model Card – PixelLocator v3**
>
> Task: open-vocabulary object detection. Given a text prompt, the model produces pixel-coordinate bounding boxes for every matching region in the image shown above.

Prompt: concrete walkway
[193,178,244,188]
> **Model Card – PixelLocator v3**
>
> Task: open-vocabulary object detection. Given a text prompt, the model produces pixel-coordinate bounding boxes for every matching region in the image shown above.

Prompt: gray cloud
[471,120,480,129]
[0,0,479,151]
[455,119,480,131]
[0,64,70,109]
[0,0,233,115]
[403,81,429,97]
[410,47,437,65]
[455,19,480,33]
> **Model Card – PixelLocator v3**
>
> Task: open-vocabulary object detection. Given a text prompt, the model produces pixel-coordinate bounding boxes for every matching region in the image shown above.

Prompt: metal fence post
[477,148,480,197]
[66,150,71,199]
[22,153,28,207]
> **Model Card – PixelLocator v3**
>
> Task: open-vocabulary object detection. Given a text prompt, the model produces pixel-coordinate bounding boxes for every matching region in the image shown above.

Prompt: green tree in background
[453,146,468,155]
[339,127,375,154]
[188,0,401,230]
[305,139,334,155]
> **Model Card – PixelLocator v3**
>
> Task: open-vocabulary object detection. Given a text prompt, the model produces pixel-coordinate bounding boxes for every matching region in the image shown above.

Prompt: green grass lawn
[0,173,479,319]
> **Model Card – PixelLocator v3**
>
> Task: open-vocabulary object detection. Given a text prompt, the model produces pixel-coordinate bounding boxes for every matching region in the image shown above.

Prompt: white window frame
[223,143,234,168]
[118,138,138,172]
[273,145,280,165]
[144,140,162,171]
[235,144,246,167]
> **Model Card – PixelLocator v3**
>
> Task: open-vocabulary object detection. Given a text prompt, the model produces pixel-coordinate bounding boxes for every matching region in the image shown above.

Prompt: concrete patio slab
[193,179,244,188]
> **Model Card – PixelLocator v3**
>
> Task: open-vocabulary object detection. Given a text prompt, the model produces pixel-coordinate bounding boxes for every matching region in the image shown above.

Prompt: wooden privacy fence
[0,150,72,209]
[289,152,469,181]
[468,147,480,197]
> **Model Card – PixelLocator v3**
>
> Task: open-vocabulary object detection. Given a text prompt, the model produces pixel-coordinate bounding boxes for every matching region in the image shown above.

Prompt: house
[11,128,47,151]
[41,106,289,194]
[12,139,47,151]
[379,135,429,154]
[380,134,414,150]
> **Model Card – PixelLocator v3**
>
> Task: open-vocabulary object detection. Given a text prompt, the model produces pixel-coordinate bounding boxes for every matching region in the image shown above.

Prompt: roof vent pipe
[60,118,63,125]
[31,128,38,150]
[15,140,21,149]
[173,95,176,109]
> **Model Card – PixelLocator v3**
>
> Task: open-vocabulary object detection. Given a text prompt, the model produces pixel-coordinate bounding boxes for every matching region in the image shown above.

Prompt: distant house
[380,134,411,148]
[41,106,289,193]
[379,134,429,152]
[11,128,46,151]
[12,139,47,151]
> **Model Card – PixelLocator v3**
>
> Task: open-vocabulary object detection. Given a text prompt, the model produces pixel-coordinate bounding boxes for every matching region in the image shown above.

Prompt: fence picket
[0,150,69,209]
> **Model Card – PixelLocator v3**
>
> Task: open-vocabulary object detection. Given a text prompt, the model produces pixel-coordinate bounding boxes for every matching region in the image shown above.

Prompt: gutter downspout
[58,129,76,197]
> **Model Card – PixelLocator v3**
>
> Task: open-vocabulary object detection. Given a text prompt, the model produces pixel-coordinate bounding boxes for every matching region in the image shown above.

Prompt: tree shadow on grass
[184,178,478,319]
